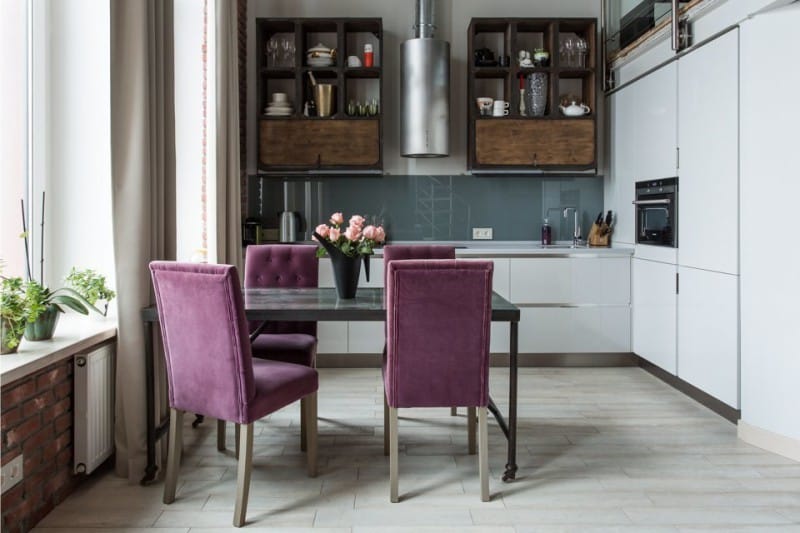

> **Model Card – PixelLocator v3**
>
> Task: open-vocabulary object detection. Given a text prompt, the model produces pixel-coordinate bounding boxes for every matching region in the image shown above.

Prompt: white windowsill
[1,314,117,386]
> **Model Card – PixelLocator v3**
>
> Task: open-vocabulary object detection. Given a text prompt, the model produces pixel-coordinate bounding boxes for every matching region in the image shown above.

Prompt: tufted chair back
[244,244,318,336]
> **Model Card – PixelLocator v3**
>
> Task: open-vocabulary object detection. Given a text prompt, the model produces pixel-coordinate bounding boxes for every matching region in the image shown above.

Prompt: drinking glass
[576,37,588,68]
[562,36,576,67]
[266,37,278,67]
[282,38,295,68]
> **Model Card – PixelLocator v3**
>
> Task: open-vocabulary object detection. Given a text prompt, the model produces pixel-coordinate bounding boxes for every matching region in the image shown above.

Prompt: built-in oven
[633,177,677,247]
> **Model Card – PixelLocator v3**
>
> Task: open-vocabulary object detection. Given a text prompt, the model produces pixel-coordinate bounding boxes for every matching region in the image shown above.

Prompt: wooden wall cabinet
[256,18,383,173]
[467,18,597,173]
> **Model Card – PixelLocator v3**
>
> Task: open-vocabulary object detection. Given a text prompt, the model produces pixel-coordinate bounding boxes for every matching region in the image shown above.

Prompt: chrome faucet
[562,207,582,246]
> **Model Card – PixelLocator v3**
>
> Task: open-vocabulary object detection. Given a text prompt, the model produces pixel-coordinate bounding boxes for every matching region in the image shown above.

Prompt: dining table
[140,287,521,485]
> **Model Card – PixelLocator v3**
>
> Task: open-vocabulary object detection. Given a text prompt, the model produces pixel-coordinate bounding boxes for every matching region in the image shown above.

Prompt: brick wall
[1,358,80,533]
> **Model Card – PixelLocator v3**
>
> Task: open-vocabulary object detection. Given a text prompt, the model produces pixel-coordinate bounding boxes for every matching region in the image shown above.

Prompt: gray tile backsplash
[247,174,603,242]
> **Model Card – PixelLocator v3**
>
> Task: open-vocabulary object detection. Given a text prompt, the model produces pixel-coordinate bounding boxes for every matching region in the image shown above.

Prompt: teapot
[559,101,591,117]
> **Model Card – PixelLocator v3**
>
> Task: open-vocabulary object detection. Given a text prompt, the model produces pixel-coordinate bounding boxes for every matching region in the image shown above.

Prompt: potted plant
[1,276,27,354]
[65,267,116,316]
[313,212,385,299]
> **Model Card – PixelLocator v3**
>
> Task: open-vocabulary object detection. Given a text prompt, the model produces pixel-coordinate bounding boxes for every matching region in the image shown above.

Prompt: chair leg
[450,407,457,416]
[163,408,184,504]
[300,397,307,452]
[235,423,241,460]
[467,406,477,455]
[383,392,389,457]
[233,422,254,527]
[217,419,226,452]
[304,392,318,477]
[478,407,489,502]
[389,406,399,503]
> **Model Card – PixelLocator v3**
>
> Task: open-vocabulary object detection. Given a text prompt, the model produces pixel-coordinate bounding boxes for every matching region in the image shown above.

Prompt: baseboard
[738,420,800,463]
[316,352,639,368]
[638,358,741,424]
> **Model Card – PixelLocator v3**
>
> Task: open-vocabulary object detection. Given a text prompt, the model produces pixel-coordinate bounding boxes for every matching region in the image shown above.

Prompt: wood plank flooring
[33,368,800,532]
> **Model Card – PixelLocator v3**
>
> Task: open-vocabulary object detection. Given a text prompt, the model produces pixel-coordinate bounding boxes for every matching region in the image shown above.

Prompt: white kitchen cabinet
[511,256,631,354]
[635,62,678,181]
[632,258,677,374]
[609,86,637,246]
[317,321,348,354]
[677,266,739,407]
[678,29,739,275]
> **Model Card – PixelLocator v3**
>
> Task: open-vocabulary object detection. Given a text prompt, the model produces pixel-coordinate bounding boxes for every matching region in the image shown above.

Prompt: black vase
[314,232,371,299]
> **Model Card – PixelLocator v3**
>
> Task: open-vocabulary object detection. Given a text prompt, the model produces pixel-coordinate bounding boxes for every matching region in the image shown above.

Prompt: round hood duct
[401,0,450,158]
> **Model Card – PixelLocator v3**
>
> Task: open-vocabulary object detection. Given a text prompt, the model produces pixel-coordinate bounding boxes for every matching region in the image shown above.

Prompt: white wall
[246,0,600,175]
[739,2,800,444]
[44,0,115,305]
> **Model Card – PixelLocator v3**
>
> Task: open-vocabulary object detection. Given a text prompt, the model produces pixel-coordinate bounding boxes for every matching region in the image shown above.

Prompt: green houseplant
[1,275,27,354]
[65,267,116,317]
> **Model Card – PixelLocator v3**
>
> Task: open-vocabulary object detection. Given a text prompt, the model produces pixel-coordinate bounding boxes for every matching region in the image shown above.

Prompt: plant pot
[1,317,24,355]
[24,304,61,341]
[314,232,371,299]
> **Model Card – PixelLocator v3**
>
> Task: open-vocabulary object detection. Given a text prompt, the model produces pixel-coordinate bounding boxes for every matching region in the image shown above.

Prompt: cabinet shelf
[257,17,383,172]
[467,17,598,172]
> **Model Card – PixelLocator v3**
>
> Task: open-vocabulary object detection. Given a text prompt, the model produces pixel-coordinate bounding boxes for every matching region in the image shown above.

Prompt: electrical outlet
[472,227,493,240]
[1,454,23,494]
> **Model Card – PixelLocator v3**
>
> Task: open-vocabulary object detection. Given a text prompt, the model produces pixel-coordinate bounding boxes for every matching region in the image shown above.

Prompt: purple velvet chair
[150,261,318,527]
[243,244,318,451]
[384,259,493,502]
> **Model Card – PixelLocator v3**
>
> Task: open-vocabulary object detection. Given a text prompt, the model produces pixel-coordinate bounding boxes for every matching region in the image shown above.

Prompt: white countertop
[375,241,634,257]
[1,314,117,386]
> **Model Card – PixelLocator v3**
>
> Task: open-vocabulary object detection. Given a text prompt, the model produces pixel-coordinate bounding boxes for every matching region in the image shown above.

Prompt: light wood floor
[34,368,800,532]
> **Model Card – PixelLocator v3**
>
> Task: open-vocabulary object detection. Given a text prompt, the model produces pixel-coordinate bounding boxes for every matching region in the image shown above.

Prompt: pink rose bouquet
[313,211,386,258]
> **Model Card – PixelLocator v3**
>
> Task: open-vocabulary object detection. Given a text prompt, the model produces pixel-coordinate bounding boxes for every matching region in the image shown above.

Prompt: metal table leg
[140,319,158,485]
[502,321,518,482]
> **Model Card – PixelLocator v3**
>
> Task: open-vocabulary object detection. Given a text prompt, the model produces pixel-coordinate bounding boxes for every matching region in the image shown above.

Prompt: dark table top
[142,287,520,322]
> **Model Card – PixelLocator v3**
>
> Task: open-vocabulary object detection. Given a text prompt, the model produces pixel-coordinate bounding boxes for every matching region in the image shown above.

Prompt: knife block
[587,223,611,247]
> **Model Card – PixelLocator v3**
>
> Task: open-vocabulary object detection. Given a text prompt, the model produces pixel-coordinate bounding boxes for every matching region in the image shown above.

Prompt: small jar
[363,43,374,67]
[541,218,552,245]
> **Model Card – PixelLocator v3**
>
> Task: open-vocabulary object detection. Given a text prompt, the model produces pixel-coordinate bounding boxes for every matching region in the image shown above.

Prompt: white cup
[272,92,288,104]
[492,100,509,116]
[347,55,362,67]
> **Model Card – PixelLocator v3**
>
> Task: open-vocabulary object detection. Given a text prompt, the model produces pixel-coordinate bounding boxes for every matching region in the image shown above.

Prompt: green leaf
[51,294,88,315]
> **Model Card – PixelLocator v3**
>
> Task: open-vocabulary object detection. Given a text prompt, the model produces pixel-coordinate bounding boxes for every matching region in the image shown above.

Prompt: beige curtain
[215,0,242,269]
[110,0,176,481]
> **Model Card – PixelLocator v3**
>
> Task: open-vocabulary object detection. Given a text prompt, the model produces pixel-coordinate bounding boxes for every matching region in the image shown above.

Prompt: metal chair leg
[383,392,390,456]
[389,406,399,503]
[478,407,489,502]
[300,396,307,452]
[163,408,184,504]
[233,422,253,527]
[217,419,226,452]
[467,406,477,455]
[304,392,317,477]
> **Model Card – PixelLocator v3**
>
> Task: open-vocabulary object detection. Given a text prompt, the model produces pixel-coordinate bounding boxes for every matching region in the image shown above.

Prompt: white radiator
[73,343,115,474]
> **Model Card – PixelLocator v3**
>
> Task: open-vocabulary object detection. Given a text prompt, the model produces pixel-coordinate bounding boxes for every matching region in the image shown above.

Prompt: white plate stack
[265,92,293,117]
[306,43,334,67]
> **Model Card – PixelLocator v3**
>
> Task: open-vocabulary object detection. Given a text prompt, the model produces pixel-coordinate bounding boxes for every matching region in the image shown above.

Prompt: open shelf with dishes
[467,17,597,172]
[256,18,383,173]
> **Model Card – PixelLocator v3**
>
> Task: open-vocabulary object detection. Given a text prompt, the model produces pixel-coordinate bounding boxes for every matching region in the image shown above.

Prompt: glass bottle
[541,218,552,245]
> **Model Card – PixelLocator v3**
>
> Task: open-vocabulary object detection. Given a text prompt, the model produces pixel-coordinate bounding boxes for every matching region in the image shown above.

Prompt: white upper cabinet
[635,62,678,180]
[678,29,739,275]
[610,87,637,245]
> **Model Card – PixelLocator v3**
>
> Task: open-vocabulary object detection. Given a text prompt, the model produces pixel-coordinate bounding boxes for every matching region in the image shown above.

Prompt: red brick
[43,470,71,496]
[53,412,71,435]
[35,365,69,389]
[5,416,41,447]
[23,448,42,475]
[54,380,72,400]
[22,391,54,418]
[22,426,53,456]
[3,494,36,527]
[42,397,70,424]
[57,447,72,467]
[1,481,24,510]
[53,431,71,453]
[1,379,36,410]
[1,406,22,431]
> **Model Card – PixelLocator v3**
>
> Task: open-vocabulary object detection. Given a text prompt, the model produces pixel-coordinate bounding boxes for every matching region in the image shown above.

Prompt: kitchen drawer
[510,257,630,305]
[259,119,380,169]
[475,119,595,168]
[518,306,630,353]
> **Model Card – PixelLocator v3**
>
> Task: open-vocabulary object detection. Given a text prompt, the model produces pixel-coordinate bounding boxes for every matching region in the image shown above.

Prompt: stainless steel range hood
[400,0,450,158]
